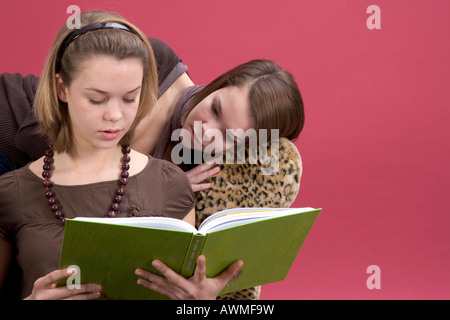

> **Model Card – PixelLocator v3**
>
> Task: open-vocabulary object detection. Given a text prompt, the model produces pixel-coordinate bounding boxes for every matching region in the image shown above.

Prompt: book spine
[180,234,205,278]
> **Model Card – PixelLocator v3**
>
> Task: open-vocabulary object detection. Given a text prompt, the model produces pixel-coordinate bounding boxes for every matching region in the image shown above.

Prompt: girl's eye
[89,98,136,104]
[123,98,136,104]
[89,99,105,105]
[211,102,219,116]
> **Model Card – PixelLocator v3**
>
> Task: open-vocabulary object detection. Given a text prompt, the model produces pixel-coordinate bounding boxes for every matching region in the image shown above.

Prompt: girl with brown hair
[153,59,304,180]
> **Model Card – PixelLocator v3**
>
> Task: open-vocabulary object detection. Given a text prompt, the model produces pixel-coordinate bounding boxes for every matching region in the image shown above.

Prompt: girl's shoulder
[134,152,191,195]
[136,151,186,180]
[0,165,38,231]
[130,150,187,185]
[128,149,150,177]
[0,163,40,190]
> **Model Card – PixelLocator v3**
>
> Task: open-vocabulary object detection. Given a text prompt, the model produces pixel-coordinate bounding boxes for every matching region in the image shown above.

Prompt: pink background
[1,0,448,299]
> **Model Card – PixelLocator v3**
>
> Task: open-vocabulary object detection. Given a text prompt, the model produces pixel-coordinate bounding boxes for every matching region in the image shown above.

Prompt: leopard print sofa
[194,137,302,300]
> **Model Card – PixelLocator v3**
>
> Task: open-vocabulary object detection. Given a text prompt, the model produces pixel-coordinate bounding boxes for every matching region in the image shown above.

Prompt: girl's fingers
[151,260,188,288]
[191,182,212,193]
[29,268,102,300]
[135,257,244,300]
[188,163,221,192]
[186,162,220,184]
[64,290,102,300]
[56,283,103,300]
[32,268,75,292]
[215,260,244,283]
[135,267,186,300]
[135,268,162,285]
[193,254,206,280]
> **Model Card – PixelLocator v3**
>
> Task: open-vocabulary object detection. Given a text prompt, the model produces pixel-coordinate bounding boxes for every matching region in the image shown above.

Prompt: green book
[59,207,321,300]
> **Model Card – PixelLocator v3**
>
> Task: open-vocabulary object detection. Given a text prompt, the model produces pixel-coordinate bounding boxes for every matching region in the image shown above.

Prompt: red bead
[121,171,129,178]
[48,197,56,205]
[107,211,117,218]
[44,150,54,157]
[51,204,59,212]
[43,180,52,188]
[42,171,50,179]
[115,195,122,203]
[117,187,125,195]
[43,164,51,171]
[122,163,130,171]
[55,210,63,218]
[111,203,120,211]
[44,157,52,165]
[120,178,128,186]
[45,190,54,198]
[121,145,130,154]
[122,155,130,163]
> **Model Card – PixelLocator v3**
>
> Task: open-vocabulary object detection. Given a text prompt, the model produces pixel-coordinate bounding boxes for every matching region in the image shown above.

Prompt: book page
[72,216,197,233]
[198,207,315,234]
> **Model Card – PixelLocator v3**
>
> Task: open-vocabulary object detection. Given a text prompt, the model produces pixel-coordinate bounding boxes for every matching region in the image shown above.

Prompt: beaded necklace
[42,144,131,225]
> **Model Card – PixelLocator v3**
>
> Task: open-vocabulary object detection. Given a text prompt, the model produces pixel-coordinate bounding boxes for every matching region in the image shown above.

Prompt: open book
[59,207,321,299]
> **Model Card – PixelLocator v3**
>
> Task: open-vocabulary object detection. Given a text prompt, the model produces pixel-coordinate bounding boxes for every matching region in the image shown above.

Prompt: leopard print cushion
[194,137,302,300]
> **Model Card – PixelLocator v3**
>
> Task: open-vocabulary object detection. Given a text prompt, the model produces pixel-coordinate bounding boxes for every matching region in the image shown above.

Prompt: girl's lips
[100,129,121,140]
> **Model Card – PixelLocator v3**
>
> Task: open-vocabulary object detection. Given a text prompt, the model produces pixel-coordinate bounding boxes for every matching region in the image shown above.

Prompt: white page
[72,216,197,233]
[198,207,314,233]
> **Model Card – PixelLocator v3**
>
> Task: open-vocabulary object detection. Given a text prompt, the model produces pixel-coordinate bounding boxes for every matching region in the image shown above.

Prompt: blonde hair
[34,11,157,152]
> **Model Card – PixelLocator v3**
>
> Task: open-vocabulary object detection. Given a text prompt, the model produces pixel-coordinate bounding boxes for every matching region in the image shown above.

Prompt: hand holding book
[25,268,102,300]
[135,255,243,300]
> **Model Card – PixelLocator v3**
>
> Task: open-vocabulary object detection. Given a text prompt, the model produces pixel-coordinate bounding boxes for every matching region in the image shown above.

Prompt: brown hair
[34,10,157,152]
[182,59,304,140]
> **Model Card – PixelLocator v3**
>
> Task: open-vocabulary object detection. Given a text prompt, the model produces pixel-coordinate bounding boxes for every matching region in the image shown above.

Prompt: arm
[132,72,194,155]
[0,73,47,167]
[182,208,196,227]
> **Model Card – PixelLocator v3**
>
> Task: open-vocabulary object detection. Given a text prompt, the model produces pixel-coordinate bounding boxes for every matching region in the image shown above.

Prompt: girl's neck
[29,144,149,186]
[51,145,125,185]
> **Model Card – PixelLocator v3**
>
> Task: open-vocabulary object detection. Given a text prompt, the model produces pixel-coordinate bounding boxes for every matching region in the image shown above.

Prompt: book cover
[59,207,321,299]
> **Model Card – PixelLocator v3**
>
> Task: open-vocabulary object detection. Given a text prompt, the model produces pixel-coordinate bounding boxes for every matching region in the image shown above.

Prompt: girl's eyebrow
[84,85,141,94]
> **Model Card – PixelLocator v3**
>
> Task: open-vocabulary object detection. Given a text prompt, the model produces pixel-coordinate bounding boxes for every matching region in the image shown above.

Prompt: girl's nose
[104,100,122,121]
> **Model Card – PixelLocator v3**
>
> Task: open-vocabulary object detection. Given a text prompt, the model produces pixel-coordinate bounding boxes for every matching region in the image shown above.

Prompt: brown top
[0,156,195,298]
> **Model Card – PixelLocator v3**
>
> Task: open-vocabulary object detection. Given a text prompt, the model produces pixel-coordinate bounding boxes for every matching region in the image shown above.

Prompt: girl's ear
[55,74,68,103]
